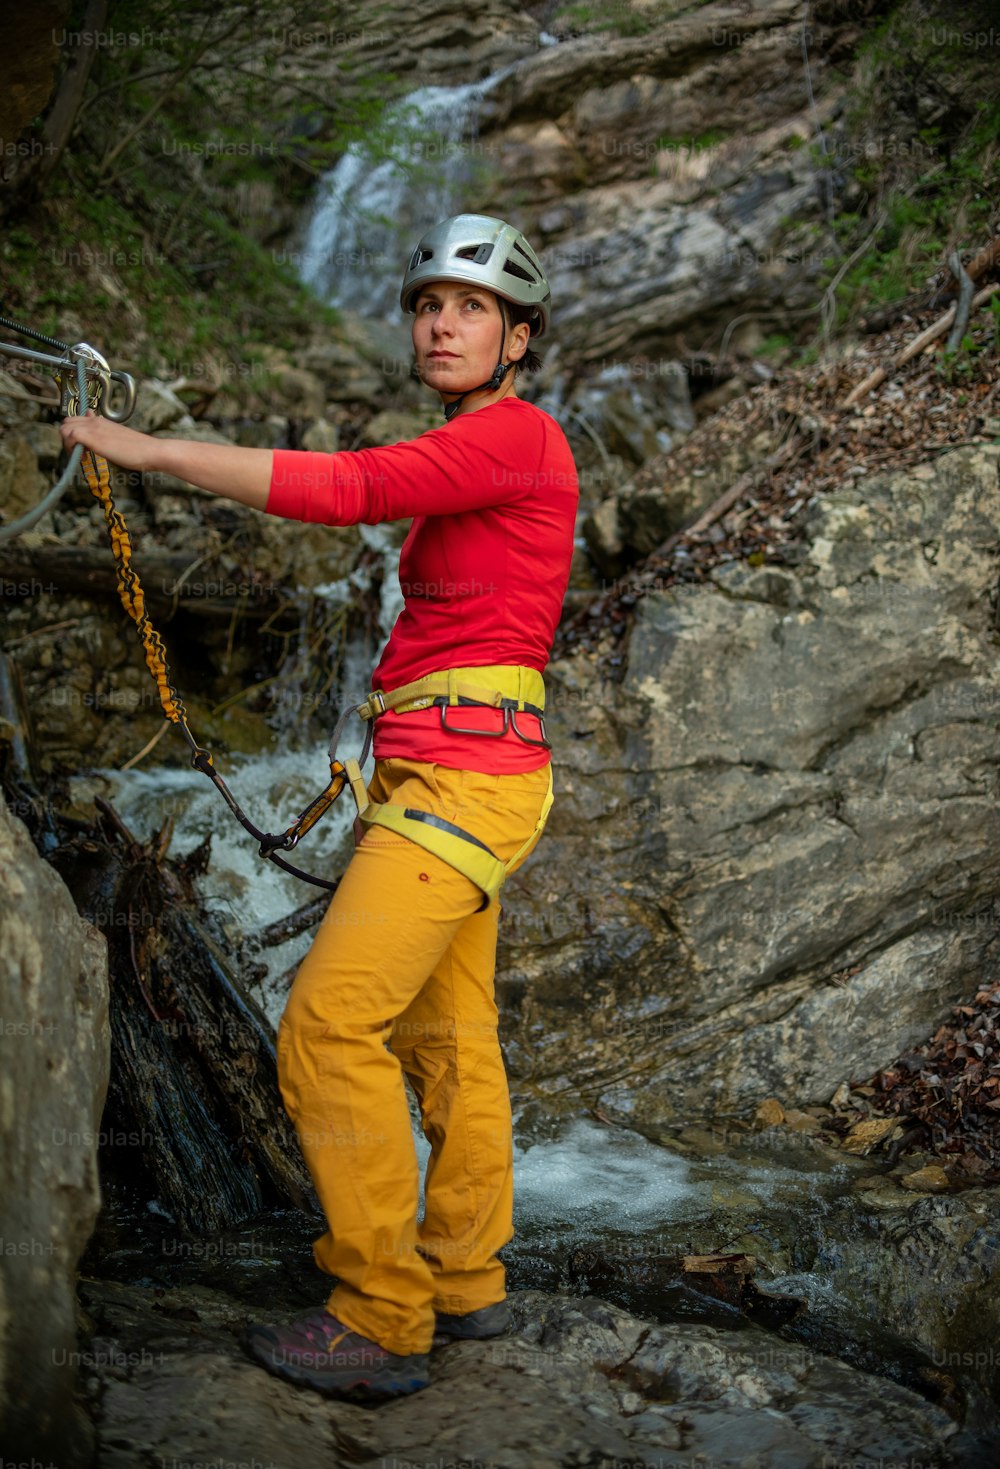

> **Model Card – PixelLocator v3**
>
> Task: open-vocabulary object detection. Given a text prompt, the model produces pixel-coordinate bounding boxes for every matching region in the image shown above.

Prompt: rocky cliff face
[500,444,1000,1123]
[0,798,110,1465]
[301,0,874,373]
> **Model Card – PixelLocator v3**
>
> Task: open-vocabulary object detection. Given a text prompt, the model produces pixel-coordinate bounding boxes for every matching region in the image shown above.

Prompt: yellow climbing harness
[346,666,554,908]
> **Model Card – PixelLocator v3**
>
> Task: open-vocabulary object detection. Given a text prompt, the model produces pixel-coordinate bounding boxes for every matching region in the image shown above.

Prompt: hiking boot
[243,1307,429,1399]
[432,1298,511,1348]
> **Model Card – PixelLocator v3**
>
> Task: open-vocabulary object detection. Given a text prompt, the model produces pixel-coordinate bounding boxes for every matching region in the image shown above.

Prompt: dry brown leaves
[558,303,1000,664]
[863,979,1000,1183]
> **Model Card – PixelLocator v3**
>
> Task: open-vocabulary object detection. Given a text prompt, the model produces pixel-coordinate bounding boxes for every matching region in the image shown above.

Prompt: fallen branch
[50,801,318,1232]
[945,251,975,356]
[841,282,1000,408]
[649,433,804,560]
[0,543,297,623]
[257,893,330,948]
[964,232,1000,284]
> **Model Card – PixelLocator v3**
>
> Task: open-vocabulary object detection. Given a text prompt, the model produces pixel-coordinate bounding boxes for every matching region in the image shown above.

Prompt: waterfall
[297,72,507,315]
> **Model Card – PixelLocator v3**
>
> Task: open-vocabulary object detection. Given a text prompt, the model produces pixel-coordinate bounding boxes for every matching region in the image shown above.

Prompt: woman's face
[411,281,528,400]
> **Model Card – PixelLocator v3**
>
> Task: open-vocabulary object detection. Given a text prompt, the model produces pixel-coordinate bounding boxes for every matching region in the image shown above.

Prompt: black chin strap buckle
[442,362,512,422]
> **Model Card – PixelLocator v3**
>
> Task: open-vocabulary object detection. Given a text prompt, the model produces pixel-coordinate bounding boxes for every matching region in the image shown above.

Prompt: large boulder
[501,445,1000,1124]
[0,797,110,1464]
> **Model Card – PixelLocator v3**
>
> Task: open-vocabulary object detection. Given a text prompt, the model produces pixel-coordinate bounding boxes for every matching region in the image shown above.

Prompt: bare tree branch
[945,250,975,356]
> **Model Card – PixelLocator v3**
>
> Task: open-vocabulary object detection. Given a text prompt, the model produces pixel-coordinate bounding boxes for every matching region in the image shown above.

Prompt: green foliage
[822,1,1000,334]
[550,1,671,39]
[990,294,1000,352]
[938,329,992,384]
[5,0,407,406]
[821,97,1000,332]
[757,333,793,358]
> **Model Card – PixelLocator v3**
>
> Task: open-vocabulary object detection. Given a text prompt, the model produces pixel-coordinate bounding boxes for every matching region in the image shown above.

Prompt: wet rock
[359,409,439,448]
[479,0,846,363]
[0,2,68,167]
[503,446,1000,1128]
[265,362,326,421]
[589,423,774,565]
[21,419,63,468]
[899,1165,952,1192]
[817,1184,1000,1406]
[78,1279,962,1469]
[583,494,626,578]
[487,120,582,199]
[0,798,110,1467]
[232,414,290,449]
[281,0,541,93]
[754,1098,785,1127]
[0,433,46,525]
[301,338,387,406]
[129,379,189,435]
[842,1116,901,1155]
[335,310,412,377]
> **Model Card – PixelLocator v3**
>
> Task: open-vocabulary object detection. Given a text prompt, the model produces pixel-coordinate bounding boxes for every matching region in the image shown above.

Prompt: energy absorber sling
[87,449,553,904]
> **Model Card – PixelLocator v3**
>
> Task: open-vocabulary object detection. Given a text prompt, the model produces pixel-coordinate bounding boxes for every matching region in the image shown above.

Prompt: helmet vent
[502,259,536,284]
[453,243,494,265]
[512,241,539,271]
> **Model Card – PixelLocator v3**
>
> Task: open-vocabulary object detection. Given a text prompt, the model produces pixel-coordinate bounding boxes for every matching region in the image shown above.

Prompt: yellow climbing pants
[276,756,553,1356]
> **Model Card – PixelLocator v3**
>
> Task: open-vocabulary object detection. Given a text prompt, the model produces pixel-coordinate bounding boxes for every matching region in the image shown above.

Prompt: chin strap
[442,361,511,421]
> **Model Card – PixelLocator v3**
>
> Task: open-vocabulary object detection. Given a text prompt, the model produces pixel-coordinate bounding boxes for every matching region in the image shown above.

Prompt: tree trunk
[0,0,107,214]
[47,799,319,1234]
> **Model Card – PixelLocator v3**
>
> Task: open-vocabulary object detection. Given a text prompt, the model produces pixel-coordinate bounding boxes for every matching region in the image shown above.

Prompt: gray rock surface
[80,1279,962,1469]
[461,0,853,363]
[0,798,110,1466]
[502,445,1000,1123]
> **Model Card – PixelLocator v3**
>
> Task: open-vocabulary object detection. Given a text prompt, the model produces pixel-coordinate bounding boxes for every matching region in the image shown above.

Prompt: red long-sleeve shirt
[266,397,579,772]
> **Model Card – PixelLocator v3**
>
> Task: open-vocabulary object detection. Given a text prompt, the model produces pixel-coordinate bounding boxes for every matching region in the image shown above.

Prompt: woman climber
[61,213,579,1400]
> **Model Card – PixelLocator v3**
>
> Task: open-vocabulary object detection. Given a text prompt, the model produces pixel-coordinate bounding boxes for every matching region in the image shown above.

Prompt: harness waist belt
[356,664,546,721]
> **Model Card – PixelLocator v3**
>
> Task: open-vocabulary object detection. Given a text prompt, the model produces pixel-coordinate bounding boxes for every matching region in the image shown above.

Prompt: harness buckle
[357,691,386,720]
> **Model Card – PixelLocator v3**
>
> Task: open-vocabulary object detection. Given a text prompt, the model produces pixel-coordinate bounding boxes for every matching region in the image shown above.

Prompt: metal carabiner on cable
[0,331,137,423]
[57,342,137,422]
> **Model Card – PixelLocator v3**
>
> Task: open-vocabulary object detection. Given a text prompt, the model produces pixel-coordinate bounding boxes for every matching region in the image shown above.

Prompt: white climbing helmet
[400,214,551,336]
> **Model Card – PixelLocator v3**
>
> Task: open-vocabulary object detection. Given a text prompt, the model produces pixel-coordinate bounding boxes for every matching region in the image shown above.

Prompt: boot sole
[432,1324,510,1348]
[243,1334,429,1399]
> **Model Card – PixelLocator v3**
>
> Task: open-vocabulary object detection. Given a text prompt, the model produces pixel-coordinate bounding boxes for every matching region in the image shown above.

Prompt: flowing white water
[94,526,405,1013]
[297,72,508,313]
[509,1118,696,1226]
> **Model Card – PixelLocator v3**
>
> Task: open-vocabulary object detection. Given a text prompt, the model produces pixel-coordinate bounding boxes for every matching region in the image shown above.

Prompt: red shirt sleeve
[266,402,546,524]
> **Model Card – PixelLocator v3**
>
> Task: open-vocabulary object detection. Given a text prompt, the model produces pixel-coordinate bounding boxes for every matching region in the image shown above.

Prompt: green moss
[551,1,669,39]
[758,333,793,357]
[822,81,999,332]
[657,129,730,152]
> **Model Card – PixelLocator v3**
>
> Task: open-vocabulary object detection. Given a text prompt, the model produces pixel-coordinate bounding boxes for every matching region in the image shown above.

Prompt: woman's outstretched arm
[60,413,272,511]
